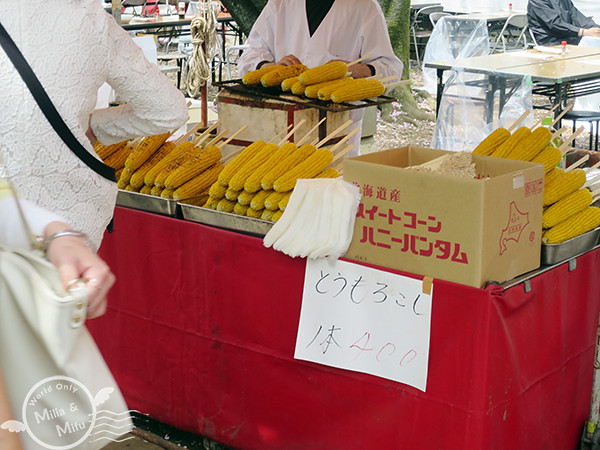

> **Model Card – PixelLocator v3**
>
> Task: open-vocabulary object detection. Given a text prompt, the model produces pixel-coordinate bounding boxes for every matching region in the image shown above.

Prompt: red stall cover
[88,207,600,449]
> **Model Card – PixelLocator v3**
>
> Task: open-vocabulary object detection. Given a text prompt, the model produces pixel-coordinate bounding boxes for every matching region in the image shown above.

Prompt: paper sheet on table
[294,258,433,391]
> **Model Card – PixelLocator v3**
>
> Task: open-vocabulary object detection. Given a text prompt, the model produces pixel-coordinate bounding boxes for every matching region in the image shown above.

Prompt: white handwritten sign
[295,258,433,391]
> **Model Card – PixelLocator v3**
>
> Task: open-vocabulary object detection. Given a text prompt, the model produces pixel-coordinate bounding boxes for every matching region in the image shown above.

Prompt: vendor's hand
[583,27,600,38]
[277,54,303,66]
[329,59,372,79]
[44,221,114,319]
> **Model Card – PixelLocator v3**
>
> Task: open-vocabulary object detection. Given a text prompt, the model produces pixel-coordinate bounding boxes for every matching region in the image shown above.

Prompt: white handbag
[0,185,132,450]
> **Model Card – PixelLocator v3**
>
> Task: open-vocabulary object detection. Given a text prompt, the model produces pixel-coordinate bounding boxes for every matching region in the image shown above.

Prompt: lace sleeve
[90,14,189,145]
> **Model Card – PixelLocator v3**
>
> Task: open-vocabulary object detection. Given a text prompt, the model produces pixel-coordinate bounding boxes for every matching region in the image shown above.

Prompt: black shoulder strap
[0,22,116,182]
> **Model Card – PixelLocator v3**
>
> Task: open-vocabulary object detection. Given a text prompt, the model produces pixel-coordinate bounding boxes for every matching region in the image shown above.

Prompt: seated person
[528,0,600,46]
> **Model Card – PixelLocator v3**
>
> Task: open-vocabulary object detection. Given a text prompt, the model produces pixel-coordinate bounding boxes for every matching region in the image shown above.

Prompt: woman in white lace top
[0,0,189,248]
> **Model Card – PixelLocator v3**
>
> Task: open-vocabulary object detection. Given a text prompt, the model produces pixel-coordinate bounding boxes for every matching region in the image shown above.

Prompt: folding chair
[410,5,445,67]
[490,14,529,53]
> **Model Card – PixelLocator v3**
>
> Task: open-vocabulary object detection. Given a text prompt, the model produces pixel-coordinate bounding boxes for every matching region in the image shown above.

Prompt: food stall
[87,61,600,449]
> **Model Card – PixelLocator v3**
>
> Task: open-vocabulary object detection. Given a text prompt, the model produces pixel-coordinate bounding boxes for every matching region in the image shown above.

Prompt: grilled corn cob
[506,126,552,161]
[261,209,276,222]
[130,142,176,188]
[140,185,153,195]
[203,196,219,210]
[218,140,267,186]
[471,127,509,156]
[216,197,236,213]
[272,210,283,222]
[489,127,530,158]
[237,190,255,206]
[261,64,307,88]
[172,163,224,200]
[246,207,263,219]
[150,185,164,197]
[261,143,315,190]
[242,65,283,85]
[124,132,170,172]
[304,77,351,99]
[208,180,227,199]
[542,188,593,228]
[531,145,563,174]
[330,79,385,103]
[298,61,348,85]
[225,186,241,201]
[545,168,564,186]
[164,145,222,190]
[291,81,307,95]
[227,143,279,191]
[95,140,129,160]
[232,202,249,216]
[278,191,292,211]
[272,148,334,192]
[543,168,586,206]
[103,143,133,169]
[244,142,297,193]
[543,206,600,244]
[264,190,289,211]
[160,188,175,199]
[316,168,341,178]
[144,141,195,187]
[117,167,133,190]
[250,189,274,211]
[281,76,300,91]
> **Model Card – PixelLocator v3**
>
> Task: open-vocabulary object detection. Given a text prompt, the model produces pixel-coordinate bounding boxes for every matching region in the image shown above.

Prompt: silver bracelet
[44,230,94,253]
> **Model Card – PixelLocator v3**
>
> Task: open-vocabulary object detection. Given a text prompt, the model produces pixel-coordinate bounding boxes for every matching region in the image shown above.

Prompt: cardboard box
[343,146,545,288]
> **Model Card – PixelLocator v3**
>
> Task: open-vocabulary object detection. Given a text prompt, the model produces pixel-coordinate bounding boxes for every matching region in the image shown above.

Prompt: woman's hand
[277,54,303,66]
[44,222,114,319]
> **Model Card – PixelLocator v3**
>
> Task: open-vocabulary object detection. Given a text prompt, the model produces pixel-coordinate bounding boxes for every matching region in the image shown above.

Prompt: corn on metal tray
[214,79,396,112]
[116,190,180,217]
[541,226,600,265]
[180,203,274,237]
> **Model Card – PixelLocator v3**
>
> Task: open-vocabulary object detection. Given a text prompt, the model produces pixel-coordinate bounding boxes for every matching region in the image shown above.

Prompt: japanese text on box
[295,258,433,391]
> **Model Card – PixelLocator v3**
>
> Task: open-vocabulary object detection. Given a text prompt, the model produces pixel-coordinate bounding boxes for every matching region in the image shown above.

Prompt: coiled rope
[185,0,218,98]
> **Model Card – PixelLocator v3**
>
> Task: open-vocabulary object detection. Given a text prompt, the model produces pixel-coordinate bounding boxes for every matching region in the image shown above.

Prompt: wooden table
[425,46,600,123]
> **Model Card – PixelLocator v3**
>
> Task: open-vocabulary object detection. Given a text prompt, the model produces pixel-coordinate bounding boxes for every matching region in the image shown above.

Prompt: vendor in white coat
[237,0,403,157]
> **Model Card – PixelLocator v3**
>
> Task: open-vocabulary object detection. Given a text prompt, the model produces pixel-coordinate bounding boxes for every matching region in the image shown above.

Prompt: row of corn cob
[202,137,344,222]
[93,123,230,202]
[242,60,387,104]
[472,122,600,244]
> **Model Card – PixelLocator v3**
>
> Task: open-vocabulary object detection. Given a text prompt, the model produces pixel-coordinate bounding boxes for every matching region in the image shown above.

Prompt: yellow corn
[489,127,530,158]
[273,148,334,192]
[281,76,300,91]
[225,186,241,201]
[140,185,152,195]
[244,142,297,193]
[95,140,129,160]
[232,202,249,216]
[103,143,134,170]
[124,184,140,192]
[172,163,224,201]
[304,77,351,99]
[272,210,283,222]
[542,188,593,228]
[144,141,195,187]
[506,126,552,161]
[129,142,176,188]
[250,189,274,211]
[261,64,308,88]
[330,79,385,103]
[531,145,563,174]
[203,196,219,210]
[278,191,292,211]
[164,145,222,190]
[216,198,236,213]
[124,132,170,171]
[261,209,276,222]
[246,207,263,219]
[543,206,600,244]
[237,190,255,206]
[208,180,227,199]
[182,193,210,207]
[264,191,289,211]
[117,167,133,190]
[261,143,315,190]
[154,147,203,188]
[317,78,355,101]
[472,127,510,156]
[298,61,348,85]
[218,140,267,187]
[316,168,341,178]
[150,185,164,197]
[242,64,283,85]
[291,81,307,95]
[160,188,175,199]
[545,168,564,186]
[543,168,586,206]
[227,143,279,191]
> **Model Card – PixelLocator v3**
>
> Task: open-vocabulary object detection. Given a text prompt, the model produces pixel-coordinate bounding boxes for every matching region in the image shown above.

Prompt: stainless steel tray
[180,203,274,237]
[116,190,180,216]
[541,226,600,265]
